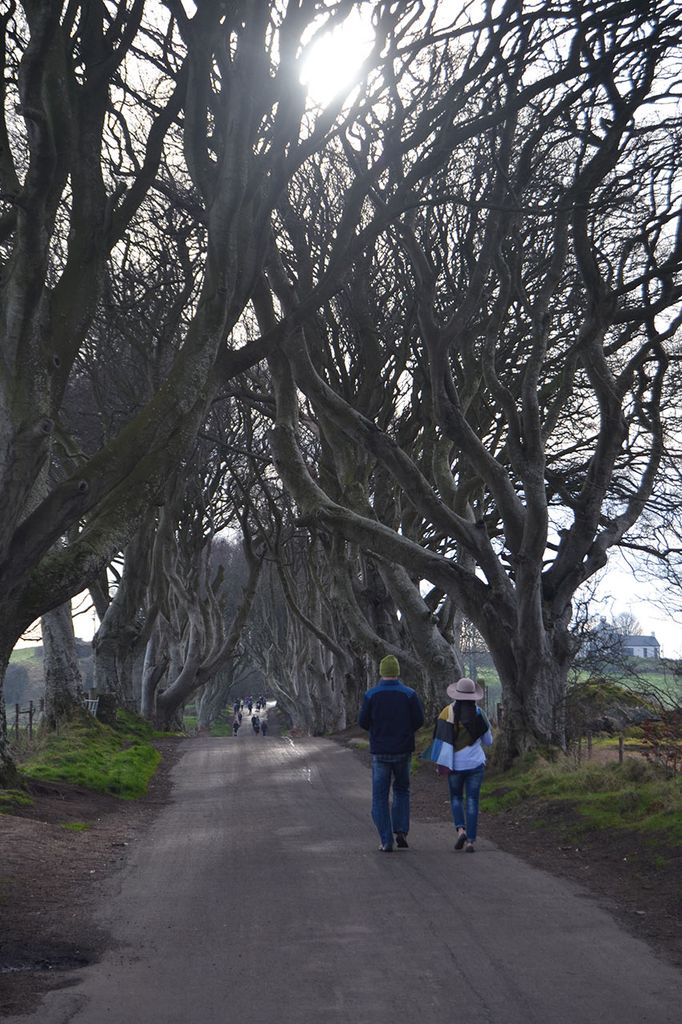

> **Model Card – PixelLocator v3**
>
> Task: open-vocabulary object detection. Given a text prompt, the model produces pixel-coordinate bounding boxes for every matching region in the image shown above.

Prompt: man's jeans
[447,764,485,842]
[371,753,411,848]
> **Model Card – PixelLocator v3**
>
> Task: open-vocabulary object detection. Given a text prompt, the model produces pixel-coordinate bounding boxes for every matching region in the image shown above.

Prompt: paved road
[10,723,681,1024]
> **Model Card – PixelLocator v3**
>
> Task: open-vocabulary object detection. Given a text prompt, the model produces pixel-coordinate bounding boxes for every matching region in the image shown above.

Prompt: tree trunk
[92,629,126,702]
[140,620,168,720]
[92,607,141,707]
[342,651,373,725]
[91,532,152,707]
[0,646,18,786]
[155,626,202,730]
[378,561,463,716]
[490,626,572,767]
[42,601,84,729]
[196,663,235,730]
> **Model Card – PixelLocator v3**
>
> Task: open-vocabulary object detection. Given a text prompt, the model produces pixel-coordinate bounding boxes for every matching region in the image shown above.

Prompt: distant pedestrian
[420,677,493,852]
[260,711,268,736]
[358,655,425,852]
[252,714,260,734]
[232,716,240,736]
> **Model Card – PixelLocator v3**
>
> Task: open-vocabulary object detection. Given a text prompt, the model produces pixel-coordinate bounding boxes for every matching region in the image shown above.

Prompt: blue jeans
[448,764,485,842]
[371,754,411,848]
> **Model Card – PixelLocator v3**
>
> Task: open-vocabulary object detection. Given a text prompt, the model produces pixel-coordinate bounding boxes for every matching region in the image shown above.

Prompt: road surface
[9,719,681,1024]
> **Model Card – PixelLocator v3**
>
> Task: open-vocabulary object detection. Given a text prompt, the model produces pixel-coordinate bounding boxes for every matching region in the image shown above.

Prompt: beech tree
[41,599,84,727]
[243,540,352,734]
[264,0,682,761]
[0,0,430,781]
[2,1,680,780]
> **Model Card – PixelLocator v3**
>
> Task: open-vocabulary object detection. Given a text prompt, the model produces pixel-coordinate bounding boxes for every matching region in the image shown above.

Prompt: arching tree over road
[266,0,682,762]
[0,0,432,781]
[2,1,680,781]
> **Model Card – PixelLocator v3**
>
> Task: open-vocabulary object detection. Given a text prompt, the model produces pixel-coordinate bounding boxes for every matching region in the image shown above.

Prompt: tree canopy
[1,0,681,780]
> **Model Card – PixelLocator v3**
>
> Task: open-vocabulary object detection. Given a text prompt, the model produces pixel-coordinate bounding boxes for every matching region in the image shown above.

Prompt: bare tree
[41,599,84,728]
[1,0,411,781]
[264,1,682,762]
[2,2,680,781]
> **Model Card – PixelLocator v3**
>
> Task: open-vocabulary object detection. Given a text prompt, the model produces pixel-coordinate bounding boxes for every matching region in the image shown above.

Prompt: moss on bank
[480,754,682,845]
[17,709,161,799]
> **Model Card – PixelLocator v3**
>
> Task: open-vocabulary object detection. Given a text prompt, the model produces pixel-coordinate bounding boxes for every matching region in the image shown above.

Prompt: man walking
[358,655,425,852]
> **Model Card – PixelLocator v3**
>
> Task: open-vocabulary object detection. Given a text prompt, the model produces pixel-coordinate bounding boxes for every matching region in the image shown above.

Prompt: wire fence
[9,694,100,742]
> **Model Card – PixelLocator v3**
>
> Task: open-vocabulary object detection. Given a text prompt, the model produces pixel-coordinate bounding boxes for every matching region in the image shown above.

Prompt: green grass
[0,788,34,812]
[9,647,40,665]
[18,709,161,799]
[116,708,169,741]
[209,720,233,737]
[61,821,90,832]
[592,732,642,746]
[180,713,233,736]
[575,664,682,701]
[480,755,682,845]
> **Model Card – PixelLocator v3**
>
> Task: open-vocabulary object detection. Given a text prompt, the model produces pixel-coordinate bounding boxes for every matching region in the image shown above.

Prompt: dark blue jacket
[358,679,425,755]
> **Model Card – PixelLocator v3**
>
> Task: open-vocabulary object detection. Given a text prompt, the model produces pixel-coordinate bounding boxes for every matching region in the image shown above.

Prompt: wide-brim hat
[447,677,485,701]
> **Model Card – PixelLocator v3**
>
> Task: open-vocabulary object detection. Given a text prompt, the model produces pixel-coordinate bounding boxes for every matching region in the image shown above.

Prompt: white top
[452,724,493,771]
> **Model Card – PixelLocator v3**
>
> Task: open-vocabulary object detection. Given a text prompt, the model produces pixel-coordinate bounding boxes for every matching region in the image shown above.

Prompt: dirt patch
[0,736,184,1018]
[333,728,682,971]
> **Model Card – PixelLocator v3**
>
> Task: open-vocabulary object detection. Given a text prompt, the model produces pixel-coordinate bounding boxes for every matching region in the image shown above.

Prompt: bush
[640,711,682,776]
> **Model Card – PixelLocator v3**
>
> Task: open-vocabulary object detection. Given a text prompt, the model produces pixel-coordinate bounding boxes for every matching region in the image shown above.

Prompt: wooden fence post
[14,703,19,739]
[587,732,592,760]
[618,733,624,764]
[28,700,34,740]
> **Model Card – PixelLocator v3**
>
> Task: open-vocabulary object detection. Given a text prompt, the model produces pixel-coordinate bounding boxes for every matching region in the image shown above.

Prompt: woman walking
[421,677,493,852]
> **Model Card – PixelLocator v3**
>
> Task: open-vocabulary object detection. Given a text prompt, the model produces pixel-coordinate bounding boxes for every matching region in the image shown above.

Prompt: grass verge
[0,788,34,812]
[17,709,161,799]
[480,754,682,845]
[209,720,232,737]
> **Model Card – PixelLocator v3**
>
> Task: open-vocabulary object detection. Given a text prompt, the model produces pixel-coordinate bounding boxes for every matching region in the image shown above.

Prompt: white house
[621,634,661,659]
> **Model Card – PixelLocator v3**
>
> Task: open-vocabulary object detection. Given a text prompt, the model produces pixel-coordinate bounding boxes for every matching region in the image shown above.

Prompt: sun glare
[300,10,375,107]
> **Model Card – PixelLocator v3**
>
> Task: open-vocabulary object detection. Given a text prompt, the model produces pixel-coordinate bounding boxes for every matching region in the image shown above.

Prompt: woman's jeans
[447,764,485,842]
[371,754,411,847]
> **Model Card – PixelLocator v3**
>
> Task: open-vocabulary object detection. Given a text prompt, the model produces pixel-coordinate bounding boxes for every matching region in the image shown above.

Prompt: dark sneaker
[454,832,467,850]
[395,832,409,849]
[465,841,475,853]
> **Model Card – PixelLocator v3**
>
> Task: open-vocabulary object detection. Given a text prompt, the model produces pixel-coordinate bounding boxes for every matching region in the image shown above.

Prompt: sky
[588,561,681,658]
[300,7,375,106]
